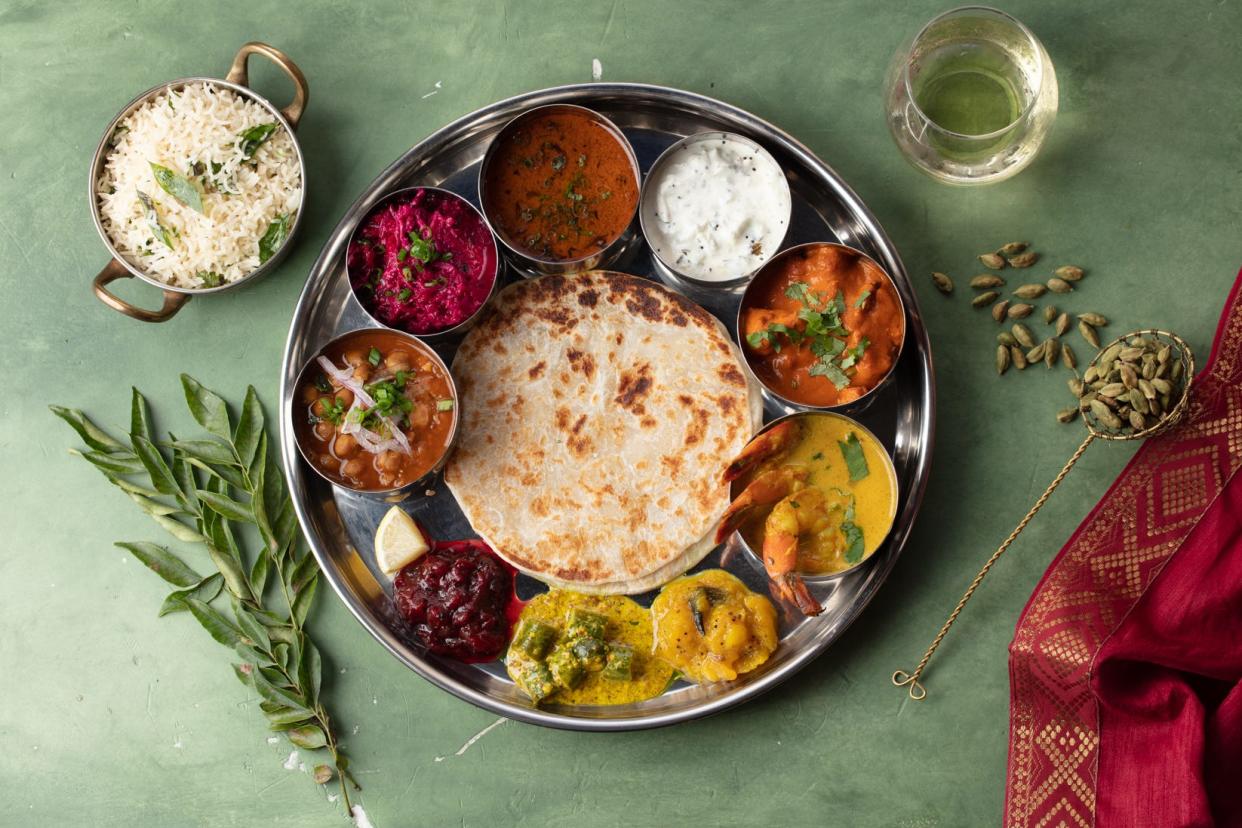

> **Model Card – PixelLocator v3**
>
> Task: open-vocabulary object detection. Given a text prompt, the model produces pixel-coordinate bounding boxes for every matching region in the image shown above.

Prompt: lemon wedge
[374,507,429,578]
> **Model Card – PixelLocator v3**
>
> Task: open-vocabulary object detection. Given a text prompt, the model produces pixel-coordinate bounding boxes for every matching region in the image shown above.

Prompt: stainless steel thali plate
[279,83,935,731]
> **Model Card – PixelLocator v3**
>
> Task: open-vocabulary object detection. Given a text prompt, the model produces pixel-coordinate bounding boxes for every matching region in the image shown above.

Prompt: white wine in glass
[884,7,1058,185]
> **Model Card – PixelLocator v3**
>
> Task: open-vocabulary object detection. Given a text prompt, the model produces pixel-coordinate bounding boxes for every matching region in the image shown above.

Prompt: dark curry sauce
[483,107,639,262]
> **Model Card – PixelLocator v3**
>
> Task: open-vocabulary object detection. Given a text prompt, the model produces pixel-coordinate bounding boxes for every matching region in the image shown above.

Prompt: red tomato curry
[482,107,639,262]
[741,244,904,407]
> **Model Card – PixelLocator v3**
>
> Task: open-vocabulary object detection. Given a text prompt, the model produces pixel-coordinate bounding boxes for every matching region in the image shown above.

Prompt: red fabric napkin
[1005,268,1242,828]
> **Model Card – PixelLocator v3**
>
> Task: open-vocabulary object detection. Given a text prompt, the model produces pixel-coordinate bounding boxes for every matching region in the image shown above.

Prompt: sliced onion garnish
[317,356,412,457]
[382,416,413,455]
[316,356,376,407]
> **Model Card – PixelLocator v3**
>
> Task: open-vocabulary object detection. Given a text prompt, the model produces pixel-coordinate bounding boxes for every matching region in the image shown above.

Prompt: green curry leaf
[238,122,279,158]
[258,213,292,264]
[136,190,175,249]
[149,163,205,213]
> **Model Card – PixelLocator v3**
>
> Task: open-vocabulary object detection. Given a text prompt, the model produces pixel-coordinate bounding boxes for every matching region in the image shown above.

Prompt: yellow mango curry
[651,570,778,683]
[506,591,673,706]
[718,414,897,615]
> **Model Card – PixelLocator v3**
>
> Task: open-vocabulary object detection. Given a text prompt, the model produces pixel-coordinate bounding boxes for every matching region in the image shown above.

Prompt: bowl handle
[226,42,309,129]
[93,259,191,323]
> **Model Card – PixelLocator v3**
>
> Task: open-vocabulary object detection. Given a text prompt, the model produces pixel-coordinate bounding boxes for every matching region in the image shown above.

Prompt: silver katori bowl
[735,241,907,417]
[477,103,642,278]
[290,328,460,503]
[344,186,501,345]
[640,130,791,296]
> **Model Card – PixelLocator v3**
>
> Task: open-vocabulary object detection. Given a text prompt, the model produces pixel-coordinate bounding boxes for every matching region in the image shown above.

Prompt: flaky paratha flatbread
[445,271,761,594]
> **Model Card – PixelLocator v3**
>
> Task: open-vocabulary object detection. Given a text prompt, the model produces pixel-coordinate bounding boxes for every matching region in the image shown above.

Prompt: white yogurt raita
[642,133,791,283]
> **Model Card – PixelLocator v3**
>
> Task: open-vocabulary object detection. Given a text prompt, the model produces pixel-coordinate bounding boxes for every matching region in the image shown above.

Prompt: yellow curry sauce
[506,591,673,706]
[651,570,778,683]
[741,414,897,575]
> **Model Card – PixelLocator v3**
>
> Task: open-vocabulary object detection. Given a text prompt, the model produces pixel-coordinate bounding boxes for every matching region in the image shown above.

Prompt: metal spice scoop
[893,329,1195,700]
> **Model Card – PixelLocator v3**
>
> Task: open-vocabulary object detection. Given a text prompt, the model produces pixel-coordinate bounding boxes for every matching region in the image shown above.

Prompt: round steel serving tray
[280,83,935,731]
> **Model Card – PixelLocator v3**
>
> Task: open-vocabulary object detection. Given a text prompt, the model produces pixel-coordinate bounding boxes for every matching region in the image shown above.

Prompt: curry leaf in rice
[149,162,205,214]
[258,213,293,264]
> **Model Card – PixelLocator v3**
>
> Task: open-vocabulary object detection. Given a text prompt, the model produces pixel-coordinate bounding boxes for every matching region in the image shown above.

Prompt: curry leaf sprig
[51,376,358,812]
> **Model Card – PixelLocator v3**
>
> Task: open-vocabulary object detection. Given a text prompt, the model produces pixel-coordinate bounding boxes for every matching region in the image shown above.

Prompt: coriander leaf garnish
[854,290,871,308]
[136,190,175,249]
[838,432,870,481]
[238,123,278,158]
[149,163,205,214]
[51,381,360,813]
[367,347,381,367]
[407,230,436,264]
[842,519,865,564]
[197,271,223,287]
[752,282,865,389]
[258,213,292,264]
[809,359,850,389]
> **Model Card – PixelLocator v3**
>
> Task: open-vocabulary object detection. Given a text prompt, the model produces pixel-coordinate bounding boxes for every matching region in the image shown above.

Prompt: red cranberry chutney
[394,540,520,662]
[348,188,497,335]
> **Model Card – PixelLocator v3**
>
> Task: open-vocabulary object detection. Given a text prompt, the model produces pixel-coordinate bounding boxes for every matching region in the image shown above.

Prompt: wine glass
[884,6,1059,185]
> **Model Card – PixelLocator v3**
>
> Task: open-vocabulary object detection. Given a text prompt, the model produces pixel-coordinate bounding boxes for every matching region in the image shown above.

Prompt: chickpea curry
[482,106,639,262]
[651,570,778,684]
[296,331,455,491]
[741,244,904,407]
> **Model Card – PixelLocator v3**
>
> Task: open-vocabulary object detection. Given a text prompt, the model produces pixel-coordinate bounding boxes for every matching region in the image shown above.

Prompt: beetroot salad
[348,188,497,335]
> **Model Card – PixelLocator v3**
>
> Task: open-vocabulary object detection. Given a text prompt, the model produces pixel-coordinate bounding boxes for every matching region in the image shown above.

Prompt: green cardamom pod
[1062,342,1077,370]
[970,274,1006,289]
[1014,284,1046,299]
[1079,320,1101,349]
[930,272,954,295]
[1008,251,1038,268]
[1055,265,1085,281]
[978,253,1006,269]
[1008,303,1035,319]
[1044,338,1061,368]
[1047,277,1074,294]
[972,290,999,308]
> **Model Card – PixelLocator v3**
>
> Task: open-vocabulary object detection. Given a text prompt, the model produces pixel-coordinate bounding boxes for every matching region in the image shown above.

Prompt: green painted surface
[3,0,1241,825]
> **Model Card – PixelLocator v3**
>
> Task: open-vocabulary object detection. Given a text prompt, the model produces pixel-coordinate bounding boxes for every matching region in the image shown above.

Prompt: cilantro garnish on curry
[741,243,905,408]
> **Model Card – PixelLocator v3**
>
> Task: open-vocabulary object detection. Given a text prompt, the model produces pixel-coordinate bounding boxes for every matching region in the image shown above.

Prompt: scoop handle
[226,42,309,129]
[92,259,191,323]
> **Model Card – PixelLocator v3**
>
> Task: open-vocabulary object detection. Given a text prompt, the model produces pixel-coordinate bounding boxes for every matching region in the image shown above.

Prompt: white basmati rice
[96,82,302,289]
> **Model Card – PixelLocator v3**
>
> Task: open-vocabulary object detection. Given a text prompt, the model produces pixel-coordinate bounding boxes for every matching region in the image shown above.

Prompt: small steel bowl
[345,186,500,344]
[477,103,641,278]
[87,42,309,323]
[730,410,900,581]
[640,130,791,295]
[290,328,459,502]
[736,241,907,415]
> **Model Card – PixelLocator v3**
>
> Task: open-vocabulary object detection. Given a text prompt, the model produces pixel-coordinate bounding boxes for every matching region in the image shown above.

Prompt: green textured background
[3,0,1240,825]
